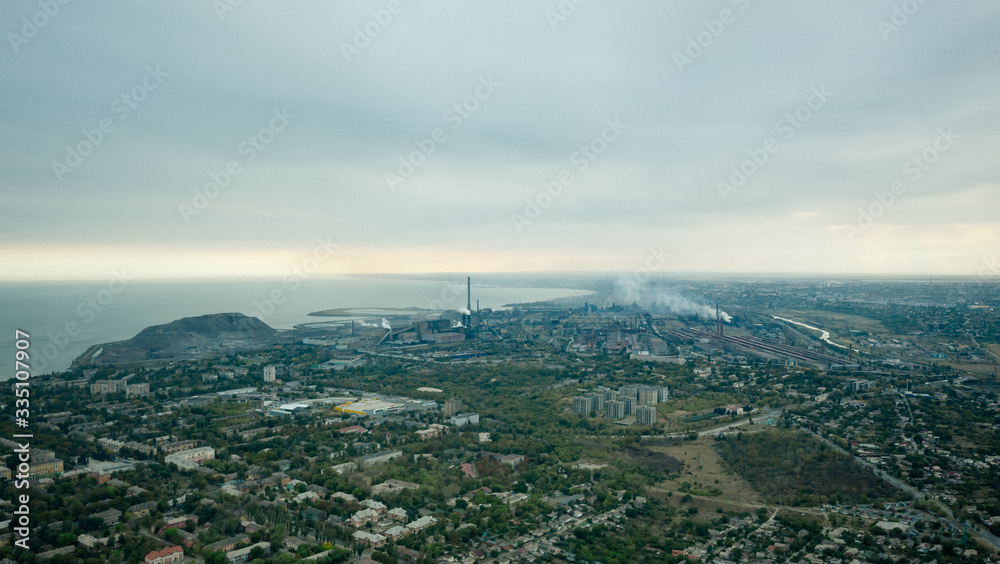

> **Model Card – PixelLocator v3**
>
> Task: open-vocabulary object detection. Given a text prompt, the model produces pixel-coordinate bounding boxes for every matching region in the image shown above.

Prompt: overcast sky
[2,1,998,280]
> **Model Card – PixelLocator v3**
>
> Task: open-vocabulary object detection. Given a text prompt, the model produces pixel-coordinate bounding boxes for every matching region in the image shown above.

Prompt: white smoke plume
[381,318,391,330]
[358,321,379,328]
[457,307,471,315]
[614,276,731,321]
[451,320,464,328]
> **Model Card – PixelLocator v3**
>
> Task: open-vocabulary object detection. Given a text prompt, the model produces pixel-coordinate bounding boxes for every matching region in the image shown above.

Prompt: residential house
[128,501,157,519]
[144,546,183,564]
[205,533,249,553]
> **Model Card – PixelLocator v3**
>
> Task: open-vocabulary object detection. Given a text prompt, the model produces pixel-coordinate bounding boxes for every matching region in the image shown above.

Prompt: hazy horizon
[2,271,998,283]
[3,2,999,280]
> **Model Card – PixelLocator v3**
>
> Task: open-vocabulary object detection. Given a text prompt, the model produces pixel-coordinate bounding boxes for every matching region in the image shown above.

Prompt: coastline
[0,278,593,381]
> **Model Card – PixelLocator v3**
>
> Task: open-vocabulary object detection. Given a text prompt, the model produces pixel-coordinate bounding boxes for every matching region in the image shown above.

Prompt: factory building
[269,402,310,417]
[572,397,592,416]
[335,399,403,417]
[433,332,465,344]
[636,405,657,426]
[390,318,464,344]
[217,388,256,396]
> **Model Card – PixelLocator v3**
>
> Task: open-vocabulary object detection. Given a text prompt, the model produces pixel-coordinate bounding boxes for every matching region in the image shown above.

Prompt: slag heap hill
[74,312,280,366]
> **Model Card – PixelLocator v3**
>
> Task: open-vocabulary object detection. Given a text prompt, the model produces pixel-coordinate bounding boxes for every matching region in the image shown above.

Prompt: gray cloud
[1,1,998,278]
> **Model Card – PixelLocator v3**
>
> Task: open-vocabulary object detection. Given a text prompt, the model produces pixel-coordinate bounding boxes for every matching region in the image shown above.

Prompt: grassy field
[986,343,1000,360]
[946,363,999,376]
[682,412,723,423]
[641,437,846,529]
[647,438,763,511]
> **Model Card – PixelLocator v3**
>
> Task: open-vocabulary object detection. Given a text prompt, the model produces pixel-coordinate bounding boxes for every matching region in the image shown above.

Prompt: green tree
[163,527,181,544]
[56,532,77,547]
[270,523,287,552]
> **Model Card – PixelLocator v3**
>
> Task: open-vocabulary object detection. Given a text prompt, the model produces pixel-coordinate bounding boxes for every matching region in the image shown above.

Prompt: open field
[986,343,1000,360]
[646,438,763,512]
[946,363,1000,376]
[619,446,684,473]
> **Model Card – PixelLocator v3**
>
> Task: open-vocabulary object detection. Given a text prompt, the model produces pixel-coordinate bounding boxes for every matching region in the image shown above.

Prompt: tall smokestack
[716,304,723,337]
[465,276,472,331]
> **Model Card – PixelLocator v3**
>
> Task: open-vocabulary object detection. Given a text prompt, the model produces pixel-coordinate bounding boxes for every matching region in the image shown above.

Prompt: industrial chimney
[464,276,472,330]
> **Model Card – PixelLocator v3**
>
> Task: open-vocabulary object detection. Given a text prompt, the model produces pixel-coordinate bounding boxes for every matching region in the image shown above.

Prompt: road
[793,423,923,497]
[897,390,915,425]
[644,409,783,439]
[645,403,998,553]
[696,410,782,437]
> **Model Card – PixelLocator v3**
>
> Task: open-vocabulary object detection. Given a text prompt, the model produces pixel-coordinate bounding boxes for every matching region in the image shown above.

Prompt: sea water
[0,276,590,380]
